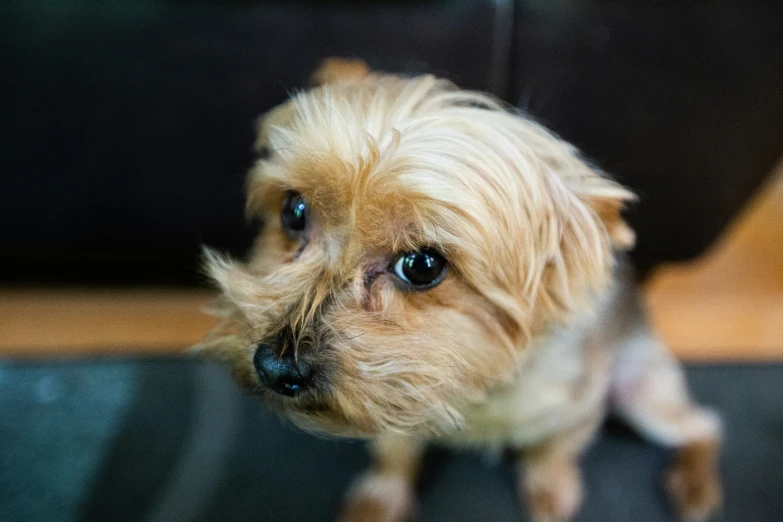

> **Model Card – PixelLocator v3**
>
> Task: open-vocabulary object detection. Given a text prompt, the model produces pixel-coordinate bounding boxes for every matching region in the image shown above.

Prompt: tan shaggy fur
[195,59,722,522]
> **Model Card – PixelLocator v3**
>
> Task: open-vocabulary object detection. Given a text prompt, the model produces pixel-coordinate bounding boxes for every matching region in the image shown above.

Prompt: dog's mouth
[249,376,464,439]
[259,383,331,413]
[255,387,379,438]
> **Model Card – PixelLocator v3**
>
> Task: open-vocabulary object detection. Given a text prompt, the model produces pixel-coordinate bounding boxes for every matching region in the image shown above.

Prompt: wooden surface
[0,289,217,357]
[644,159,783,361]
[1,161,781,361]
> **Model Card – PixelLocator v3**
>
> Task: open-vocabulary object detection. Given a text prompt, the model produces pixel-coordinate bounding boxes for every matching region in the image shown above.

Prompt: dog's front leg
[338,435,424,522]
[517,415,602,522]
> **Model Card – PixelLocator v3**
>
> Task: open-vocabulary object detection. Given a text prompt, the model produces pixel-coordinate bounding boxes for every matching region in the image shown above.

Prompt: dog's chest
[444,326,613,449]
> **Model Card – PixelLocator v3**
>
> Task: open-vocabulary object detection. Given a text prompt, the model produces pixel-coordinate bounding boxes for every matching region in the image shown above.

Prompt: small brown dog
[197,58,722,522]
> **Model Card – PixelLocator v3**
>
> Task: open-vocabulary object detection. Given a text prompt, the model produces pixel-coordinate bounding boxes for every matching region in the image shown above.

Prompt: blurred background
[1,1,782,521]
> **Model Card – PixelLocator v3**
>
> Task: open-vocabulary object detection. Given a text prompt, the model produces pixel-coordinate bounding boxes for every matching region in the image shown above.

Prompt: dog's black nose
[253,343,312,397]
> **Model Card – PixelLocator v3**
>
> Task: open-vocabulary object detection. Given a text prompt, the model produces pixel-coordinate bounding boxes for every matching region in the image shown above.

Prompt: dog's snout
[253,343,313,397]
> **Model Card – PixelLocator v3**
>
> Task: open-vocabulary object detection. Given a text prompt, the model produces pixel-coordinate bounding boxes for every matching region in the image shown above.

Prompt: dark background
[2,0,782,285]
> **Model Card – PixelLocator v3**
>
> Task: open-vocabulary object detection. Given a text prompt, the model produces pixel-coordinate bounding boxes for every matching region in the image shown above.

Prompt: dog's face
[198,61,635,438]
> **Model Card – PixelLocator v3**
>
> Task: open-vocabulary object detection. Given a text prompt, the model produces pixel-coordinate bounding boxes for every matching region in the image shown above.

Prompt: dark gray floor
[1,358,781,522]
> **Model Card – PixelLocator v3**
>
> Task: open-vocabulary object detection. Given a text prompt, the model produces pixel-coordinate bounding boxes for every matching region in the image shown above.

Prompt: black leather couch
[2,0,782,285]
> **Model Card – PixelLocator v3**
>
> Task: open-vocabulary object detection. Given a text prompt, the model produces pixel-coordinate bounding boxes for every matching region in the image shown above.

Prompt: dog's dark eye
[281,191,307,233]
[392,248,446,288]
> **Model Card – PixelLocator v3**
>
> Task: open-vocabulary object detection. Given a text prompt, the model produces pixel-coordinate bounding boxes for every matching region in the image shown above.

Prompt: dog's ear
[310,57,371,86]
[566,173,637,250]
[536,140,636,251]
[530,160,636,324]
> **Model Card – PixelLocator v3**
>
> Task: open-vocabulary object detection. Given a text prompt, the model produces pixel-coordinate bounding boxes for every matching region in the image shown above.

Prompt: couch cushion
[512,2,783,273]
[0,0,505,284]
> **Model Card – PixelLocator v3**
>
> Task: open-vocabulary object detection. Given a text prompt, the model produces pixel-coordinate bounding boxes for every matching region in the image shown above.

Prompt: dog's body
[198,59,721,522]
[342,261,721,522]
[444,262,701,451]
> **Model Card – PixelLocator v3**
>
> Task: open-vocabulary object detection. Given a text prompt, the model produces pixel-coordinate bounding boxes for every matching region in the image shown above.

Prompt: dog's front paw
[520,459,583,522]
[666,441,722,522]
[337,472,416,522]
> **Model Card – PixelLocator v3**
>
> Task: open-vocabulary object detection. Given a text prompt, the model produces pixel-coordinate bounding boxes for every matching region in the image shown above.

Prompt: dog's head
[196,59,635,437]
